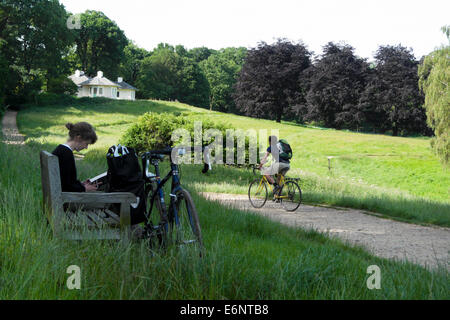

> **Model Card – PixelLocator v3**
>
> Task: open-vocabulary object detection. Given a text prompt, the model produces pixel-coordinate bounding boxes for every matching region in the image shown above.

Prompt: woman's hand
[83,181,98,192]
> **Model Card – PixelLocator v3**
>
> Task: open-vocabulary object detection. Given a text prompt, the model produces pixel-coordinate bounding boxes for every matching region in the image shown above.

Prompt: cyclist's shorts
[261,162,290,176]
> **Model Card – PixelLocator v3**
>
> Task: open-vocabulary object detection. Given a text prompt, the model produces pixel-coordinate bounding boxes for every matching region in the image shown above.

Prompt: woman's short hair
[65,122,97,144]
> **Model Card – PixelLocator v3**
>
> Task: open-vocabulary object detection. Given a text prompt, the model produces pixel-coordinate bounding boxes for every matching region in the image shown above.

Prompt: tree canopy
[72,10,128,79]
[234,39,312,122]
[418,27,450,166]
[359,45,428,136]
[137,44,210,108]
[304,42,370,129]
[200,47,247,112]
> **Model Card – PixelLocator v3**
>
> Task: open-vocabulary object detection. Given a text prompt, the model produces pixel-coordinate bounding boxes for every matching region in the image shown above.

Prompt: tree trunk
[392,125,398,136]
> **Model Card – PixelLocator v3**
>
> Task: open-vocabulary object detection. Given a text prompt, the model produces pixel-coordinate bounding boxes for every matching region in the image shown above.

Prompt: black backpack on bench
[106,145,146,225]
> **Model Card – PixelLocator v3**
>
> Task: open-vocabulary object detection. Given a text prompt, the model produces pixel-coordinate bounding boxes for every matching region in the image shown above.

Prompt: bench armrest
[61,192,137,204]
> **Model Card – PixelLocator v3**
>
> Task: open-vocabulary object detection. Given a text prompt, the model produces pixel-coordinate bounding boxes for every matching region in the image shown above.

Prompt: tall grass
[0,133,448,299]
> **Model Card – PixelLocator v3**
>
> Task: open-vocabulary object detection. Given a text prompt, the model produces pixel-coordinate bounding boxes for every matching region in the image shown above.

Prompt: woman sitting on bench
[52,122,98,192]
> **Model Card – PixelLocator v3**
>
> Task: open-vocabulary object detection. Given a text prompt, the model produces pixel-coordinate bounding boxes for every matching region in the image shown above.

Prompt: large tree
[0,0,73,104]
[234,39,312,122]
[200,47,247,112]
[73,10,128,79]
[304,42,370,129]
[418,26,450,166]
[359,45,429,136]
[137,44,210,108]
[119,42,151,86]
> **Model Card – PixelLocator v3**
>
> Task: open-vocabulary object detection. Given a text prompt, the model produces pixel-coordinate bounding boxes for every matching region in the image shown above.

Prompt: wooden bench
[40,151,136,242]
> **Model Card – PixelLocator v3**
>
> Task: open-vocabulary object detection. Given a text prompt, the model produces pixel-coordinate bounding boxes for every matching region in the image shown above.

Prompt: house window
[89,87,92,94]
[99,87,103,95]
[117,91,120,98]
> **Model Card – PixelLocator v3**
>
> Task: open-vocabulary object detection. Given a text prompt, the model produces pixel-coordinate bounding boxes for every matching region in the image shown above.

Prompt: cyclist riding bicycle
[258,135,291,195]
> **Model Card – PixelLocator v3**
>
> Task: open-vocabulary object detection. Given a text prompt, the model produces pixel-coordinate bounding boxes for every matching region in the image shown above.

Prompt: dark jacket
[52,144,86,192]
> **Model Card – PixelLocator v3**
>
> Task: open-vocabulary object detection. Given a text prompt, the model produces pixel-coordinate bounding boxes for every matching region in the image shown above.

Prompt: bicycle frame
[255,174,288,199]
[142,153,192,233]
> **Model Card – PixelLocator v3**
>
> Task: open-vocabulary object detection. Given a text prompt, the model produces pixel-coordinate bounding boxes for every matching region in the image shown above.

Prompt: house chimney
[75,70,80,77]
[97,71,103,78]
[118,77,123,83]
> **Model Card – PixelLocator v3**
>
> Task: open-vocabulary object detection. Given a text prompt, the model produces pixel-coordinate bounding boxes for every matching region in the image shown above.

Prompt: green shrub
[120,112,262,166]
[35,92,77,106]
[31,93,116,107]
[120,112,227,150]
[47,76,78,95]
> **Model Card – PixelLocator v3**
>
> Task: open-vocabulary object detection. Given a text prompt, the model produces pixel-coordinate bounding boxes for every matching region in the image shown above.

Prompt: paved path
[1,110,25,144]
[201,192,450,270]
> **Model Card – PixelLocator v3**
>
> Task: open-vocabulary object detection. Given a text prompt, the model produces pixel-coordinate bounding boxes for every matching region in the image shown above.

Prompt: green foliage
[31,93,115,107]
[137,44,210,108]
[73,10,128,79]
[200,47,247,112]
[188,46,217,63]
[47,76,78,95]
[120,112,232,153]
[418,43,450,167]
[0,0,74,105]
[119,42,151,86]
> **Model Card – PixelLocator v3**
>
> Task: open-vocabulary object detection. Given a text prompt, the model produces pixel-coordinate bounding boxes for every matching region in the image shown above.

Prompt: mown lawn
[17,99,450,226]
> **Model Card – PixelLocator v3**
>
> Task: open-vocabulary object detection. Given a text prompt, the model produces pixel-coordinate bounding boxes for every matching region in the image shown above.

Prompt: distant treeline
[0,1,446,141]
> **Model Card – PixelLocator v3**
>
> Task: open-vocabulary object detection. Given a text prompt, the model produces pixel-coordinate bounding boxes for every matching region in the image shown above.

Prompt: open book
[88,171,107,184]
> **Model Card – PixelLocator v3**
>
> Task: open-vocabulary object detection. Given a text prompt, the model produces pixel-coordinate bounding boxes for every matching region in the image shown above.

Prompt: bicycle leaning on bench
[140,147,203,250]
[248,167,302,212]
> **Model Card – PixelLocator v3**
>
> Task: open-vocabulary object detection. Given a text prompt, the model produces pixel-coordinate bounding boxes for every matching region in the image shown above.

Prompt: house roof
[69,71,137,91]
[78,76,119,87]
[68,74,90,86]
[116,80,137,90]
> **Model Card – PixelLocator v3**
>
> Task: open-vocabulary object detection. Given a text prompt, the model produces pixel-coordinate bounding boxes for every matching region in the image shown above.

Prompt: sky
[60,0,449,60]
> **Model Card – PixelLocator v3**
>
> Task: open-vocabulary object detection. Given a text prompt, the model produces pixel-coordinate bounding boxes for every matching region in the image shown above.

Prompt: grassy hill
[18,99,450,226]
[0,99,448,299]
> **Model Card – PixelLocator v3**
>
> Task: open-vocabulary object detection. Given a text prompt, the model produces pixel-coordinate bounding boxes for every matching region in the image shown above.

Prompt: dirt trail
[1,110,25,145]
[201,192,449,270]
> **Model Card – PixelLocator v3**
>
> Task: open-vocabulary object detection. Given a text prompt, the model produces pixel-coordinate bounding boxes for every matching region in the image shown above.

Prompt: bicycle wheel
[168,188,203,249]
[248,178,268,208]
[279,180,302,211]
[145,183,167,249]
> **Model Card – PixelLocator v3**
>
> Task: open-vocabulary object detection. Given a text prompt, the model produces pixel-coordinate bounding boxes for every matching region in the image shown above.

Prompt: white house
[68,70,137,100]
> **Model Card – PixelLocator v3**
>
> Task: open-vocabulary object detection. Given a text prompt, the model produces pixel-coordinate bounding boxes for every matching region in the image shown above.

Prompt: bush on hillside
[120,112,259,166]
[33,93,116,107]
[47,76,78,95]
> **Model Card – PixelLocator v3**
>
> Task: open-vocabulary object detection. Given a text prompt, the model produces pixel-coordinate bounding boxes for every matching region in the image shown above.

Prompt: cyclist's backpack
[106,145,146,224]
[276,139,293,161]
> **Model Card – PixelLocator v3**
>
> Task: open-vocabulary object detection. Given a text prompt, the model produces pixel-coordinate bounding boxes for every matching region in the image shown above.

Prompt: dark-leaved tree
[359,45,429,136]
[234,39,312,122]
[304,42,370,129]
